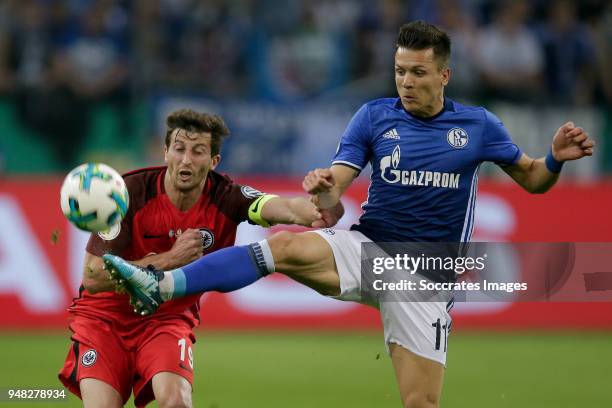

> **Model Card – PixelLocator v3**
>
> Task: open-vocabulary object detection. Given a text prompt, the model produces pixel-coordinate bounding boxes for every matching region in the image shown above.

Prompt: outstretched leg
[267,231,340,296]
[103,231,341,314]
[104,229,448,407]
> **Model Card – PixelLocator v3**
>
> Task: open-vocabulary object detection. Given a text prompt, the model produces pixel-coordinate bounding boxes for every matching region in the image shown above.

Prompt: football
[60,163,129,232]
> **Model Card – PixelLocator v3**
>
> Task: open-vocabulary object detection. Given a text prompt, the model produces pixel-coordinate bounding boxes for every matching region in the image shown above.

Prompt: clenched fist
[552,121,595,161]
[169,228,205,265]
[302,168,335,195]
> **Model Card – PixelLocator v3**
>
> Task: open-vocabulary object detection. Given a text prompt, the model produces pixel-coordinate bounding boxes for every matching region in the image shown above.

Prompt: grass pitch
[0,330,609,407]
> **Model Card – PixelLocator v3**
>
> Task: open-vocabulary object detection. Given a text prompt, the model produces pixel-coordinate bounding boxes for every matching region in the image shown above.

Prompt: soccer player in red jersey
[58,109,324,408]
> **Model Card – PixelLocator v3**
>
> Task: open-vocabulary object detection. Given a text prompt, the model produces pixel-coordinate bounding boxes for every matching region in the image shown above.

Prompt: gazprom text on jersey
[386,170,460,189]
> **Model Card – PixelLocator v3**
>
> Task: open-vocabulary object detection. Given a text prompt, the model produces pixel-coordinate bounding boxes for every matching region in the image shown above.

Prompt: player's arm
[303,164,358,208]
[501,154,559,193]
[248,194,322,228]
[83,253,166,294]
[502,122,595,193]
[83,252,154,294]
[83,252,116,293]
[293,164,355,228]
[83,229,204,293]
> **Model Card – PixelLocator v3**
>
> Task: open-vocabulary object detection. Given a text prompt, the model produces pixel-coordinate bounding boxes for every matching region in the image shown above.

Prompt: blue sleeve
[481,110,522,165]
[331,104,372,172]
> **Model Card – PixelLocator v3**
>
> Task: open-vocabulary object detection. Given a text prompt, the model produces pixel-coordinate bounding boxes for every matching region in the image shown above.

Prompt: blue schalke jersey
[333,97,521,243]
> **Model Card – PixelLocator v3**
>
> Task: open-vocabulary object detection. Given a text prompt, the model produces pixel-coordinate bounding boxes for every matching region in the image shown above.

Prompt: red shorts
[58,316,196,407]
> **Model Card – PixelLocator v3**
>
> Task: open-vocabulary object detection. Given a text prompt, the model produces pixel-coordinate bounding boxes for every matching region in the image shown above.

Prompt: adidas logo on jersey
[382,129,400,139]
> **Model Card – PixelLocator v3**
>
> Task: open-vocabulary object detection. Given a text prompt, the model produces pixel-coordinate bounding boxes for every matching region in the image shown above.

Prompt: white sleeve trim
[332,160,363,171]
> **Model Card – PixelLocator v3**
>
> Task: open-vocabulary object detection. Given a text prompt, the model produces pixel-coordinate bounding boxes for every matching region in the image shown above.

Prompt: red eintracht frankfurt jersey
[69,166,262,334]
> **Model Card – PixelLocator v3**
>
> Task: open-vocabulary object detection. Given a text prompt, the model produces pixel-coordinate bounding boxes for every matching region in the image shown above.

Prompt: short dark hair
[165,109,230,156]
[396,21,451,68]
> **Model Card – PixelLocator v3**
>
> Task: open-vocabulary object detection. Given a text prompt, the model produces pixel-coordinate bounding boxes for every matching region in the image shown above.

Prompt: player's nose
[401,74,414,88]
[181,151,193,164]
[402,77,414,88]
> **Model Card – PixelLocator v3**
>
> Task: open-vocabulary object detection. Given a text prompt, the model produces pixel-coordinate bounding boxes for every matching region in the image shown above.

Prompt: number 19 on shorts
[178,338,194,369]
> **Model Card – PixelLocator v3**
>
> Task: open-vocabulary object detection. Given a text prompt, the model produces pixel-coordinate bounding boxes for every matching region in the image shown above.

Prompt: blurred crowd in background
[0,0,610,176]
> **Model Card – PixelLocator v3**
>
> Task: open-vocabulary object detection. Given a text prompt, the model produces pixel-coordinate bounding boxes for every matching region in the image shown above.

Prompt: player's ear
[441,66,450,86]
[210,154,221,170]
[164,145,168,163]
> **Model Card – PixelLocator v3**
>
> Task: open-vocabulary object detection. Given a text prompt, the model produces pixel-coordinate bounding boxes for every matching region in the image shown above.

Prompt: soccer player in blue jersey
[105,21,594,407]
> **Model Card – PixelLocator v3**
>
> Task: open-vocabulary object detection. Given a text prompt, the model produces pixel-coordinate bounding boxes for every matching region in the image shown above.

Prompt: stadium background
[0,0,610,407]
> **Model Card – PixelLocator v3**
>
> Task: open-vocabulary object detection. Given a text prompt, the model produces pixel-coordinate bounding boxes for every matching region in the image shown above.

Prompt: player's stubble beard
[174,167,208,194]
[166,166,209,211]
[397,76,445,118]
[401,91,443,118]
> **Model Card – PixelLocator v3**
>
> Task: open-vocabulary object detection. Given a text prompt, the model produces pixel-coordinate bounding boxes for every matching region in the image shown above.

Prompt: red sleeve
[85,212,132,256]
[210,172,266,225]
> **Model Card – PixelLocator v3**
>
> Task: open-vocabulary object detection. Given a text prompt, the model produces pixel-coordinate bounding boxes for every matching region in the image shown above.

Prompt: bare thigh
[152,372,192,408]
[80,378,123,408]
[268,231,340,296]
[389,344,445,408]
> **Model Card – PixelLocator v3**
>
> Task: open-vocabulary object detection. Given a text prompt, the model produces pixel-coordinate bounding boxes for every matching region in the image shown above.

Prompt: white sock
[159,272,175,301]
[257,239,276,274]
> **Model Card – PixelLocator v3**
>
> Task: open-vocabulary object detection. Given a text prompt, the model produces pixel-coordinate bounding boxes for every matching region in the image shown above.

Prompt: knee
[156,385,192,408]
[402,391,439,408]
[268,231,301,263]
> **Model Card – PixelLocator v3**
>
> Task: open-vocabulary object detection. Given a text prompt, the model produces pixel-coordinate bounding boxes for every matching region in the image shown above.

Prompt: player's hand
[288,197,322,227]
[302,168,335,195]
[169,228,205,264]
[311,200,345,228]
[552,122,595,161]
